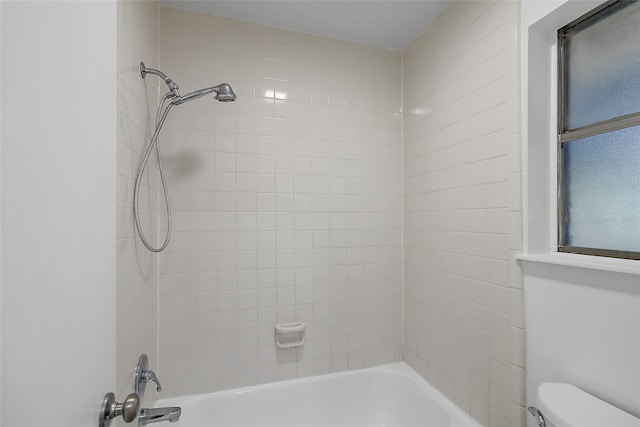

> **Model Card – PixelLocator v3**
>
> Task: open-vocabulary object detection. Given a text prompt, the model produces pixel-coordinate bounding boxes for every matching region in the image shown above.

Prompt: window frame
[556,0,640,261]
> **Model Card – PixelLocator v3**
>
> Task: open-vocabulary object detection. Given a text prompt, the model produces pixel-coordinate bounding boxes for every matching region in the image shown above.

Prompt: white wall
[523,262,640,420]
[402,2,524,426]
[1,1,117,426]
[521,1,640,426]
[156,7,403,397]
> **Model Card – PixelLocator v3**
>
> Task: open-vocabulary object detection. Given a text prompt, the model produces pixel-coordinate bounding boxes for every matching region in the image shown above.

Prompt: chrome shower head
[213,83,236,102]
[172,83,236,105]
[140,62,236,105]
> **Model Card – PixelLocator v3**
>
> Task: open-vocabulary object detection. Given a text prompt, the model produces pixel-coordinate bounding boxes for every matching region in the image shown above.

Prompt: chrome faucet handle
[142,369,163,392]
[134,354,163,396]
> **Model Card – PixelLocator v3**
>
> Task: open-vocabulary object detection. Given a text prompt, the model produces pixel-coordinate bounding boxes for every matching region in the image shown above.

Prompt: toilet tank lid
[537,383,640,427]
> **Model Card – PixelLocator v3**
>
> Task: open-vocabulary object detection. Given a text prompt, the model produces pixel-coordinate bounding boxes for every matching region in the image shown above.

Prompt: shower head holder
[139,62,181,98]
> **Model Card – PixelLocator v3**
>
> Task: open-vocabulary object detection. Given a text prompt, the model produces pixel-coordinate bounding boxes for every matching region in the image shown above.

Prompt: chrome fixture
[173,82,236,104]
[134,62,236,252]
[134,354,162,396]
[138,406,182,425]
[134,353,181,425]
[99,392,140,427]
[527,406,546,427]
[140,62,236,105]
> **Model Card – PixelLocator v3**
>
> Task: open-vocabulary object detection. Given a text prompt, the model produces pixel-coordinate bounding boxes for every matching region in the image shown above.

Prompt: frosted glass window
[563,0,640,130]
[558,0,640,259]
[561,126,640,253]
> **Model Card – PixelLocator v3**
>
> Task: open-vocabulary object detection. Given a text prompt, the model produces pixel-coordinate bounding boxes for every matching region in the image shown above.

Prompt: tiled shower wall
[403,2,524,427]
[116,0,160,405]
[157,8,403,396]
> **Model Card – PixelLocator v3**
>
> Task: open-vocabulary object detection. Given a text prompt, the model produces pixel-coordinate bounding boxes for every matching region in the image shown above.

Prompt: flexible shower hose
[133,94,174,252]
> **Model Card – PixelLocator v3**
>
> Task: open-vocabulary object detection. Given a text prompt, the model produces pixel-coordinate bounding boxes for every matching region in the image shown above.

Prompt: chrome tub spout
[138,407,181,425]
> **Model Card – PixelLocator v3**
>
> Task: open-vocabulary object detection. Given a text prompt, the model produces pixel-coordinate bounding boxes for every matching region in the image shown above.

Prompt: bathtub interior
[156,363,480,427]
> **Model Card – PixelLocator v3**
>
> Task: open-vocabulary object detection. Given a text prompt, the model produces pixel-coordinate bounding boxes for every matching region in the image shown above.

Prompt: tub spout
[138,407,181,425]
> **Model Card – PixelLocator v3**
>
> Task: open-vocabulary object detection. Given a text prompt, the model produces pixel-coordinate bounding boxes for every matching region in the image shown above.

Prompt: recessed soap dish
[275,322,306,349]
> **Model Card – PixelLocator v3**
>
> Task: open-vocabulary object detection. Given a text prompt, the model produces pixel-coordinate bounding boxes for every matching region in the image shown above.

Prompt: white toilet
[529,383,640,427]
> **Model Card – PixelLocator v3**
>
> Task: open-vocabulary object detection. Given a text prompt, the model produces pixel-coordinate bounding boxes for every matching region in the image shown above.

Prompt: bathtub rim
[156,361,481,426]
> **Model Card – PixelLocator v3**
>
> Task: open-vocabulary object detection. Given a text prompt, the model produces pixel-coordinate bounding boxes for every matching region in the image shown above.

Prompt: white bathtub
[155,362,481,427]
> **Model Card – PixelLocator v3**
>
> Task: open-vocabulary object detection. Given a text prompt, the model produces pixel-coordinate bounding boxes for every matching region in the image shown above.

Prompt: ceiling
[158,1,453,51]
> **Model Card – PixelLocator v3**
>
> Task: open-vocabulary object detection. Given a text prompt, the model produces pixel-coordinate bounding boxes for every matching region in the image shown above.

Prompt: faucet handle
[134,354,162,396]
[142,369,162,392]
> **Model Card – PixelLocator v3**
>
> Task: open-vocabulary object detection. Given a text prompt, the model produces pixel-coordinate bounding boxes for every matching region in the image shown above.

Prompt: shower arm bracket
[140,62,181,99]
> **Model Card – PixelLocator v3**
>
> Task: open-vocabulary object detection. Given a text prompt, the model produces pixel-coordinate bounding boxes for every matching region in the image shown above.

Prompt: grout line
[400,50,406,359]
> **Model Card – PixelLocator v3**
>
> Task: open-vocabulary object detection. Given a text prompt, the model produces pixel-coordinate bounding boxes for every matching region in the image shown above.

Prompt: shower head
[140,62,236,105]
[173,83,236,105]
[213,83,236,102]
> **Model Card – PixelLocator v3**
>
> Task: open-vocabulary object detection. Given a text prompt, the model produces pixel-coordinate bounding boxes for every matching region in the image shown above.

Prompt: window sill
[517,252,640,293]
[516,252,640,279]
